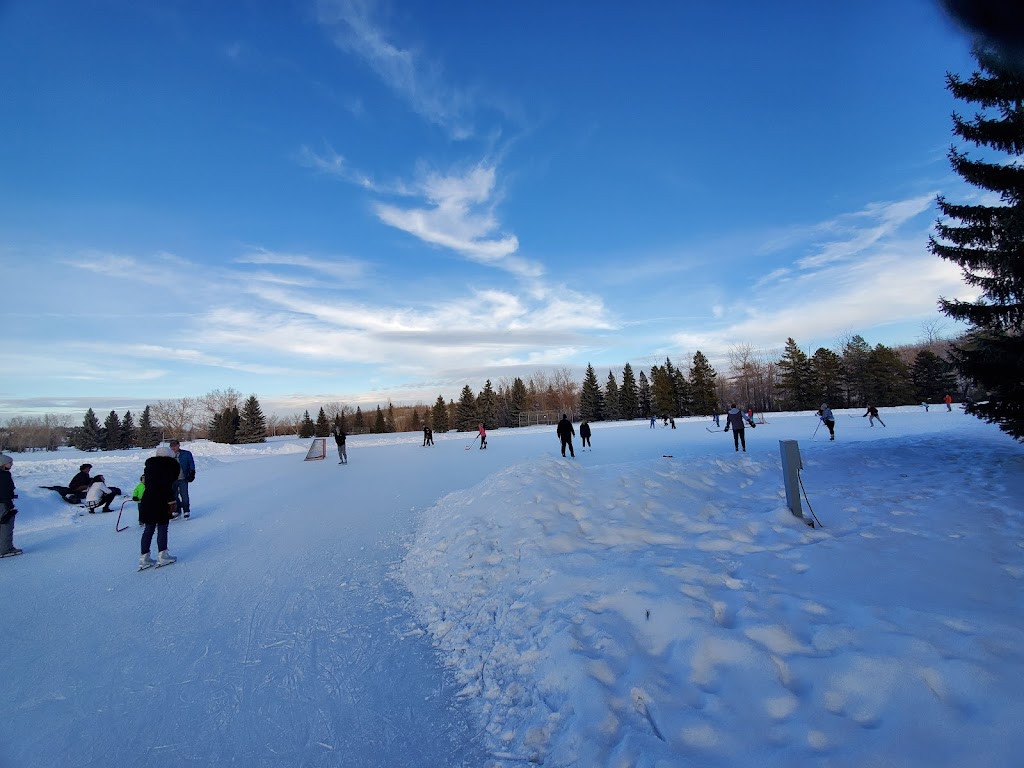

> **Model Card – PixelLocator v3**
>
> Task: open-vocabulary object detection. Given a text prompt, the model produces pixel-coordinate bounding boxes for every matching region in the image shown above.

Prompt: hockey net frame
[304,437,327,461]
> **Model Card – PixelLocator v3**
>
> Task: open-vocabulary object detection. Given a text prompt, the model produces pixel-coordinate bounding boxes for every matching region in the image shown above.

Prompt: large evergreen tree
[455,385,477,431]
[74,408,102,451]
[120,411,137,449]
[477,380,498,427]
[776,338,815,410]
[604,371,620,421]
[353,407,365,433]
[298,410,315,438]
[102,410,122,451]
[911,349,958,403]
[373,406,386,433]
[431,395,449,433]
[810,348,843,409]
[637,371,652,418]
[619,362,638,420]
[650,363,675,417]
[840,335,872,407]
[865,344,915,405]
[509,377,528,427]
[238,395,267,443]
[137,405,160,448]
[578,364,604,421]
[669,361,691,416]
[688,351,718,416]
[929,48,1024,440]
[314,407,331,437]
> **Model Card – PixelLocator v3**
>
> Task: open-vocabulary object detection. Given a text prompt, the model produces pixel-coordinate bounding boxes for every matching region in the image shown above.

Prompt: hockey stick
[115,497,134,532]
[811,419,822,439]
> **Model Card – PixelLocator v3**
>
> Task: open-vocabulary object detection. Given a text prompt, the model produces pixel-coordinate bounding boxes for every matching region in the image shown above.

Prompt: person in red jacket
[477,423,488,449]
[944,393,954,411]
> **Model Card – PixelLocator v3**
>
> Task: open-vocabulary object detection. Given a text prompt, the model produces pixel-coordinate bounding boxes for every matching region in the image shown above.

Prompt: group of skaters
[0,440,196,569]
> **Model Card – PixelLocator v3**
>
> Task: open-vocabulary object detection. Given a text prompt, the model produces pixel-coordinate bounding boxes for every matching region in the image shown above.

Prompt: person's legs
[141,523,156,555]
[157,523,168,553]
[733,431,740,451]
[341,445,347,463]
[101,490,116,511]
[827,420,835,440]
[740,429,746,451]
[568,439,574,457]
[560,439,567,457]
[175,479,191,518]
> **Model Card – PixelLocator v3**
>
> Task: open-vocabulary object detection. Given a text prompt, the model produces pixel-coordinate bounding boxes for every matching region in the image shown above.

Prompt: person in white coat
[84,474,117,513]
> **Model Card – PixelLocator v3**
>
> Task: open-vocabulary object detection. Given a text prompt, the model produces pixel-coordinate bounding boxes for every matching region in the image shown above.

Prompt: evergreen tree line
[35,330,966,453]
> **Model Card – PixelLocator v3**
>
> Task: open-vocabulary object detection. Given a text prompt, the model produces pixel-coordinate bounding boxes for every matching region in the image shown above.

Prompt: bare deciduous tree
[199,388,242,424]
[150,397,198,441]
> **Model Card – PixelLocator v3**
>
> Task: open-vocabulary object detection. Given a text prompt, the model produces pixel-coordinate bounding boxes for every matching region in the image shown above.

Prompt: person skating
[556,414,576,458]
[944,393,954,412]
[138,447,180,570]
[477,423,488,449]
[334,426,348,464]
[422,425,434,447]
[817,403,836,441]
[0,453,22,558]
[580,420,592,450]
[863,405,886,427]
[169,440,196,519]
[723,403,748,452]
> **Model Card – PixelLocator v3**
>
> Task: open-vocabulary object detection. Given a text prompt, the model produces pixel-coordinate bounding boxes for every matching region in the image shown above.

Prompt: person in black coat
[579,421,592,449]
[138,447,180,569]
[0,454,22,557]
[556,414,576,458]
[333,427,348,464]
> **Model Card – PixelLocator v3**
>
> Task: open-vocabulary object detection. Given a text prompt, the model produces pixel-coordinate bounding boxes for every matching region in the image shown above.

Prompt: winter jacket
[139,455,181,525]
[68,470,92,493]
[132,482,146,501]
[818,406,835,423]
[85,480,112,507]
[0,469,15,523]
[556,417,575,441]
[174,448,196,483]
[579,422,591,439]
[724,408,746,431]
[334,430,347,446]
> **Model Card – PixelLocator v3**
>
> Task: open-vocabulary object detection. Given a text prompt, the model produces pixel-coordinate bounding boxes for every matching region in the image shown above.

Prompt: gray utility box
[779,439,803,520]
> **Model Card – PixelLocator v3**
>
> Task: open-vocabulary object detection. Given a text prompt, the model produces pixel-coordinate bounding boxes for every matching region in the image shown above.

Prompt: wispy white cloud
[236,246,371,284]
[793,194,935,270]
[670,195,976,358]
[314,0,473,139]
[373,162,536,275]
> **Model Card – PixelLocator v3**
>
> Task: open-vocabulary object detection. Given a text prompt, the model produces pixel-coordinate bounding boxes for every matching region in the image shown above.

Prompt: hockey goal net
[304,437,327,461]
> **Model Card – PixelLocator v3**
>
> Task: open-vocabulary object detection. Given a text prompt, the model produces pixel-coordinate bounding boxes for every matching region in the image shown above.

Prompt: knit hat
[0,453,12,467]
[80,463,92,470]
[155,446,174,458]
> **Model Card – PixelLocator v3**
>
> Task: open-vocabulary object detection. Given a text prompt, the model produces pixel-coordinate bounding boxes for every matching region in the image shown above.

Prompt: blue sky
[0,1,982,418]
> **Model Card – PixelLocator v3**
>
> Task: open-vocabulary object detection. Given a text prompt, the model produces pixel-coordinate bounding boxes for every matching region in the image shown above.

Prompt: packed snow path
[2,443,498,768]
[2,409,1022,767]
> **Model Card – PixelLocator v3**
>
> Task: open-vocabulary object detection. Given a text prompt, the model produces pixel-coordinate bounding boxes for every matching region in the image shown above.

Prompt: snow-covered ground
[1,406,1021,767]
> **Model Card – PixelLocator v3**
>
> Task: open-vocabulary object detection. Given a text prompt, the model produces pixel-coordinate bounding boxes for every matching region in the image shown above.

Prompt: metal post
[779,439,803,520]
